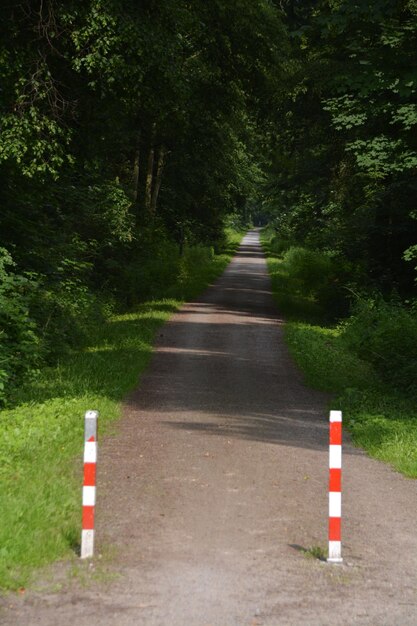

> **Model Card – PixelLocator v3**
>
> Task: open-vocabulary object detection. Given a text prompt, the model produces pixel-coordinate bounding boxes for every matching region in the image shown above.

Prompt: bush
[260,226,294,256]
[283,247,334,294]
[281,246,350,317]
[270,234,293,256]
[171,244,216,299]
[0,248,40,404]
[105,225,220,306]
[109,239,179,306]
[29,260,105,361]
[341,297,417,392]
[0,248,107,404]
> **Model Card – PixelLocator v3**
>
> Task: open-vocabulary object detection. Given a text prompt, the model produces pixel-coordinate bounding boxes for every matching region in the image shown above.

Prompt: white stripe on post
[329,492,342,517]
[327,410,343,564]
[82,486,96,506]
[81,410,99,559]
[328,541,342,561]
[84,441,97,463]
[329,445,342,469]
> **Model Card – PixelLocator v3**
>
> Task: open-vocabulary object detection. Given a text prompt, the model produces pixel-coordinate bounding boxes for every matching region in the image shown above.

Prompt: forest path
[3,230,417,625]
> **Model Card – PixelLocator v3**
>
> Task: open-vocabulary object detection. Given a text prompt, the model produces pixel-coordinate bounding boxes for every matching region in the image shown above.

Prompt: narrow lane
[5,230,417,626]
[100,229,332,625]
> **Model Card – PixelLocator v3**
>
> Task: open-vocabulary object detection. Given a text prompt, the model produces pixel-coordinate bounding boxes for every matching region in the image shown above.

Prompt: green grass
[0,232,244,591]
[302,545,327,561]
[262,229,417,480]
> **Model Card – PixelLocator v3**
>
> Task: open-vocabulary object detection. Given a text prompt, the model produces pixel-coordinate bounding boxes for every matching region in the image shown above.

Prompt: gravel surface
[2,230,417,625]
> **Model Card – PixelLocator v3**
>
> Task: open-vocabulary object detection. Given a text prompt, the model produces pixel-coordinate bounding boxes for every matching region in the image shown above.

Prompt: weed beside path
[261,229,417,480]
[0,230,244,591]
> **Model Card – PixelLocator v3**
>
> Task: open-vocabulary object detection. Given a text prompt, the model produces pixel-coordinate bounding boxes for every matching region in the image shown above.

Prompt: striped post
[327,410,343,564]
[81,410,99,559]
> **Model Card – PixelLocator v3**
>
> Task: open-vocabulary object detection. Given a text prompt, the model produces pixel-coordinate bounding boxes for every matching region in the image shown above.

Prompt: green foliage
[285,323,376,393]
[29,263,105,363]
[341,297,417,392]
[58,180,134,246]
[391,104,417,130]
[104,227,242,308]
[346,137,417,179]
[262,229,351,319]
[285,321,417,478]
[341,389,417,478]
[0,249,40,404]
[282,247,333,295]
[263,0,417,292]
[0,247,107,405]
[403,243,417,278]
[264,239,417,479]
[0,110,71,179]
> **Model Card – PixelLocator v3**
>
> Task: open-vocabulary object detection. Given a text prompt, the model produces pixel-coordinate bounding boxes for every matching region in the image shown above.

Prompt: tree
[263,0,417,293]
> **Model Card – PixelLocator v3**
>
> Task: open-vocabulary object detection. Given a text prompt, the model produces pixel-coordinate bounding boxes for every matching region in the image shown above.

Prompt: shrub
[110,239,180,306]
[0,248,40,404]
[0,248,107,404]
[282,246,334,294]
[281,246,351,317]
[341,297,417,392]
[270,234,293,255]
[24,256,106,362]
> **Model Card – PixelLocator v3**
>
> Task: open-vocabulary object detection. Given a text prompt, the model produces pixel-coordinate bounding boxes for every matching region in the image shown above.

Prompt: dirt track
[2,230,417,625]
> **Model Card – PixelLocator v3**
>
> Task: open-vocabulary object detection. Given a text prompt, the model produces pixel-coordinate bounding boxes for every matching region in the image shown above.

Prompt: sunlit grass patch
[284,322,417,477]
[0,305,167,590]
[341,389,417,478]
[284,323,376,393]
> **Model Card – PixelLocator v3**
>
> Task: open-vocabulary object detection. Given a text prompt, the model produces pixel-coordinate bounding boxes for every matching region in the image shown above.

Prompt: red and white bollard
[327,410,343,563]
[81,410,98,559]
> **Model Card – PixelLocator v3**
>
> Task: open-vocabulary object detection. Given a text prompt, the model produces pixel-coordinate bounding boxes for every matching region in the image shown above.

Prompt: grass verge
[261,229,417,480]
[0,230,244,591]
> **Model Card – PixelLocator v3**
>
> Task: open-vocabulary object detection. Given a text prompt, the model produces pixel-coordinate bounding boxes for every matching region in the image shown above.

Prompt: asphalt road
[2,230,417,625]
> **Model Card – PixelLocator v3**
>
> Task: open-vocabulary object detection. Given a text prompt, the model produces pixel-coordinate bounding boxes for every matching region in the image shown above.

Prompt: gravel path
[2,230,417,625]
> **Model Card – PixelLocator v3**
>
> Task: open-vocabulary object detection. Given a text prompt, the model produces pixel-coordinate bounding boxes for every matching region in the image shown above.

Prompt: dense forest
[1,0,417,403]
[264,0,417,299]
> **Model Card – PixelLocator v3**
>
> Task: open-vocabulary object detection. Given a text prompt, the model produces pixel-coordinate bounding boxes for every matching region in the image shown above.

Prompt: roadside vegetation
[262,228,417,480]
[0,228,243,591]
[258,2,417,483]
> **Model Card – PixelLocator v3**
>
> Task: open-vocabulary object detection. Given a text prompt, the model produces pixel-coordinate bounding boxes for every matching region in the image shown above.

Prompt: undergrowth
[0,229,244,591]
[262,227,417,480]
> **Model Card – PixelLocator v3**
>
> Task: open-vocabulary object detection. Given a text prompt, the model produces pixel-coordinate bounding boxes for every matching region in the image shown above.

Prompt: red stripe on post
[82,506,95,530]
[83,463,96,487]
[330,422,342,445]
[329,468,342,492]
[329,517,341,541]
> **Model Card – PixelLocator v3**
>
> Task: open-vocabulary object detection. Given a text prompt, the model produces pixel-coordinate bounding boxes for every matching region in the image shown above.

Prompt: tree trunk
[144,144,155,213]
[150,145,166,215]
[132,131,141,203]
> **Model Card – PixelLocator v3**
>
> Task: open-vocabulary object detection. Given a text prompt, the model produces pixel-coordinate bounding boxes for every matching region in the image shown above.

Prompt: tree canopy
[263,0,417,293]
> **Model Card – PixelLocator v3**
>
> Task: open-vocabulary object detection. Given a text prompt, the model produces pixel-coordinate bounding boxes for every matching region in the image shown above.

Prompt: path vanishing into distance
[3,230,417,626]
